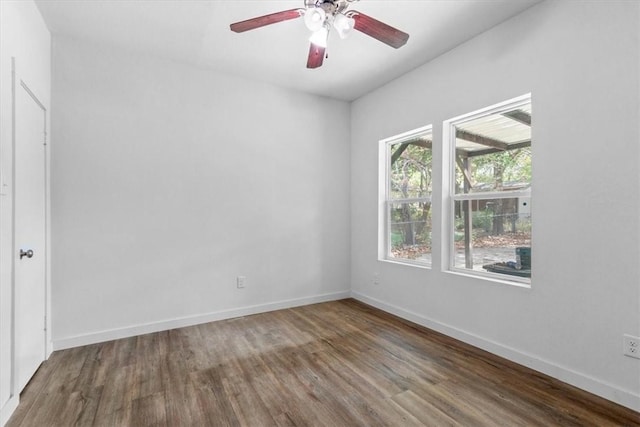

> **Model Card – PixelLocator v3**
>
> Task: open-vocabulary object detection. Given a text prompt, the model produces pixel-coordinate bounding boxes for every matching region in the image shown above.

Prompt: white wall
[51,36,351,348]
[350,0,640,411]
[0,0,51,424]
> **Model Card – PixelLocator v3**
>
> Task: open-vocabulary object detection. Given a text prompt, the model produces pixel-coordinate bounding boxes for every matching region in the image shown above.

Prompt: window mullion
[453,190,530,201]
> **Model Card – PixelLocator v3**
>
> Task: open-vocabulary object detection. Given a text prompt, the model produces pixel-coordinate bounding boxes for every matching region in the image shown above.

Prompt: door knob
[19,249,34,260]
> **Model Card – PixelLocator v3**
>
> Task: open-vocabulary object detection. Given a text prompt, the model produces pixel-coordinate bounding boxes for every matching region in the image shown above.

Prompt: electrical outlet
[623,334,640,359]
[372,273,380,285]
[236,276,246,289]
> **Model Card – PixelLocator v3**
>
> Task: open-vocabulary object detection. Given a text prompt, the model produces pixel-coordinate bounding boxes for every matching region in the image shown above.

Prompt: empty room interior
[1,0,640,425]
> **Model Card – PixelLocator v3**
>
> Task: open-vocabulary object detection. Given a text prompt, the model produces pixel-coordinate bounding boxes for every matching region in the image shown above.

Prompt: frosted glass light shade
[333,13,355,39]
[304,8,326,32]
[309,27,329,48]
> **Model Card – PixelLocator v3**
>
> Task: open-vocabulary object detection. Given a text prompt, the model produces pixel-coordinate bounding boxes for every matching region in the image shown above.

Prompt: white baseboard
[351,291,640,413]
[1,395,19,427]
[53,291,350,351]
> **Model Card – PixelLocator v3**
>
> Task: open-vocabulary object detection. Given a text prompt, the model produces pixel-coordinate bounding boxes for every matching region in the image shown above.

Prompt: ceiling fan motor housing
[304,0,354,15]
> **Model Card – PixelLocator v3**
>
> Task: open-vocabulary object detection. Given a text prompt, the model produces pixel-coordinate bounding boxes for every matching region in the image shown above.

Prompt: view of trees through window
[460,148,531,194]
[379,96,531,283]
[452,99,532,279]
[386,130,432,265]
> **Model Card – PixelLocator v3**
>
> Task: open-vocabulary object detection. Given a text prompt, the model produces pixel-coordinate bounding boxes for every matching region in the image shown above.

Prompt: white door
[15,79,47,392]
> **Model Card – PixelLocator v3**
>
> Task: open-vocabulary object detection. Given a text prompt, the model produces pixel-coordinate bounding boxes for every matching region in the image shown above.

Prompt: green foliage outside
[390,231,404,248]
[389,141,432,255]
[390,143,432,199]
[457,147,532,193]
[455,207,491,231]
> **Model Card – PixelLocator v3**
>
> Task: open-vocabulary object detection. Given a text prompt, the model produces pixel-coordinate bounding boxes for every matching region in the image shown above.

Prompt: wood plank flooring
[7,299,640,426]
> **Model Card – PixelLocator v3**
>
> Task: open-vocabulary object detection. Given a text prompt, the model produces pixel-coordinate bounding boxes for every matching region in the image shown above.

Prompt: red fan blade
[351,11,409,48]
[306,43,325,69]
[230,9,302,33]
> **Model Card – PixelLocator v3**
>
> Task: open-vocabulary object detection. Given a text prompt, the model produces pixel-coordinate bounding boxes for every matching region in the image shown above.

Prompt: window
[379,126,433,266]
[444,95,532,283]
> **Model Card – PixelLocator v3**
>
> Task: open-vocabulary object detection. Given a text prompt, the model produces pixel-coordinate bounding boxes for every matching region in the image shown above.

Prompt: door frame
[10,57,52,398]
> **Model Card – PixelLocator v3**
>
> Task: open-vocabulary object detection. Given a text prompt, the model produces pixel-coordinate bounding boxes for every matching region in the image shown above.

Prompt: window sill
[445,268,531,289]
[379,258,431,270]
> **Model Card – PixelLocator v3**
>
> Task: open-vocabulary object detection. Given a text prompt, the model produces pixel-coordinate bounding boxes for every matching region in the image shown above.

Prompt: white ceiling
[35,0,542,101]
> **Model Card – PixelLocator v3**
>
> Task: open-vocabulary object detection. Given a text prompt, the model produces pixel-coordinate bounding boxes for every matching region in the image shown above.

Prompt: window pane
[447,96,532,283]
[389,201,432,263]
[453,198,531,277]
[456,147,531,194]
[389,140,432,200]
[454,103,531,195]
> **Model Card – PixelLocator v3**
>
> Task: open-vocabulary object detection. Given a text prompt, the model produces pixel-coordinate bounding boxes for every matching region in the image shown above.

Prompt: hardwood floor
[7,299,640,426]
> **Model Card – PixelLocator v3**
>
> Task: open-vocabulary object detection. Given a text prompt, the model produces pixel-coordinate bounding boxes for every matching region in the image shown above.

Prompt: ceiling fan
[230,0,410,69]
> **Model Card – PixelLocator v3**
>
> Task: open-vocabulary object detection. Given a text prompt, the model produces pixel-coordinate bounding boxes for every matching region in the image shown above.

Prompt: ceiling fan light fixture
[332,13,355,39]
[309,26,329,48]
[304,7,326,32]
[229,0,410,69]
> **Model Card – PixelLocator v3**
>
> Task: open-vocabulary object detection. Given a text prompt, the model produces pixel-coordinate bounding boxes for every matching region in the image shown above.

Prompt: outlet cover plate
[373,273,380,285]
[623,334,640,359]
[237,276,246,289]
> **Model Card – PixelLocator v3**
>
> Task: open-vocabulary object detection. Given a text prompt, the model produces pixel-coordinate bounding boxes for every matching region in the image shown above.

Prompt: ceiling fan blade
[230,9,302,33]
[306,43,326,69]
[350,11,409,49]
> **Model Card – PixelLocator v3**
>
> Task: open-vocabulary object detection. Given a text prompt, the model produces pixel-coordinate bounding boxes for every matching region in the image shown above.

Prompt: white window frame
[378,125,433,268]
[442,94,532,285]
